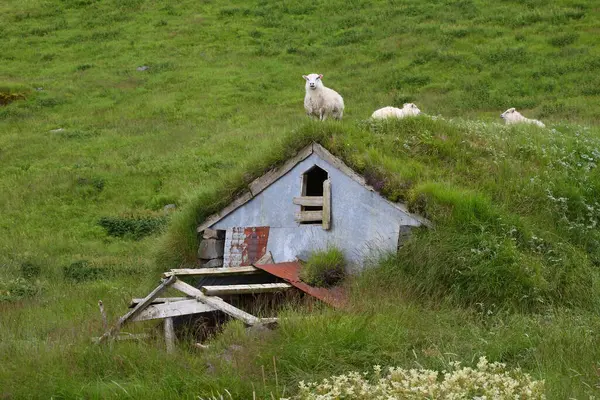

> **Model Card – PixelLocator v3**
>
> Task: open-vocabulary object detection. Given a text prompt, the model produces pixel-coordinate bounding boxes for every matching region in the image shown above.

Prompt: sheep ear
[318,74,323,79]
[302,75,308,80]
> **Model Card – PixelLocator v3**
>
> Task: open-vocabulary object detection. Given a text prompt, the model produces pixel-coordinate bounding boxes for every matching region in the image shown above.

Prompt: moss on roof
[158,117,600,312]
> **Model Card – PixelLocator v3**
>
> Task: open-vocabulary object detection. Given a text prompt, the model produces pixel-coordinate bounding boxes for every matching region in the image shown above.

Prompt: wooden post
[322,179,331,230]
[164,317,176,354]
[98,300,107,331]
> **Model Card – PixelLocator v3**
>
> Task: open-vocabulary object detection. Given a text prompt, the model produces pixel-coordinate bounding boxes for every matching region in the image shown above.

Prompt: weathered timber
[129,297,190,308]
[197,191,254,233]
[197,239,224,259]
[98,300,107,330]
[248,144,314,197]
[172,279,261,326]
[254,251,273,265]
[164,317,176,354]
[293,196,323,207]
[295,210,323,223]
[201,283,292,296]
[92,333,150,344]
[97,275,176,343]
[132,299,216,321]
[322,179,331,230]
[163,266,259,278]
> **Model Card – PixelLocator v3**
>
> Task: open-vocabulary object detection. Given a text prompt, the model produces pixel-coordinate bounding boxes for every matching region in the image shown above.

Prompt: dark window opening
[300,166,328,223]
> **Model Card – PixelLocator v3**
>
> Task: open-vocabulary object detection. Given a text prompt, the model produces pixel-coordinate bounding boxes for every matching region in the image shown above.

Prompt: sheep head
[303,73,324,91]
[402,103,421,116]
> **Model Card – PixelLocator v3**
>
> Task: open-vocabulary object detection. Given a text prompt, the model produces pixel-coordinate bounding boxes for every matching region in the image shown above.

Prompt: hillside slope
[2,0,600,398]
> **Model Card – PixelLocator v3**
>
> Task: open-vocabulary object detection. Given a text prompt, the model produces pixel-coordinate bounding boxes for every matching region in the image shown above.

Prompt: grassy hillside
[2,0,600,398]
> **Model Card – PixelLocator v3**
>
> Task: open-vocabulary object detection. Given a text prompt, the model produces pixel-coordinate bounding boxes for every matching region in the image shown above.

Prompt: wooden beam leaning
[132,299,216,321]
[97,275,177,344]
[129,297,190,308]
[293,196,323,207]
[295,211,323,223]
[172,279,261,326]
[201,283,292,296]
[163,266,259,278]
[322,179,331,230]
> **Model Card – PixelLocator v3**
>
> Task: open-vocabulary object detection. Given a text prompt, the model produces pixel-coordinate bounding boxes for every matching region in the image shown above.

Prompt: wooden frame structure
[98,266,290,352]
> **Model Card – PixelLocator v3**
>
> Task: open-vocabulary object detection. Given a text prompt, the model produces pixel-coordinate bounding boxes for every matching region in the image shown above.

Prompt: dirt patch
[0,92,26,106]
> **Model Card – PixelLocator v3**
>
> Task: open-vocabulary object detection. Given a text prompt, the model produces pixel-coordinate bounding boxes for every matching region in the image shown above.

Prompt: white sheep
[303,74,344,120]
[371,103,421,119]
[500,108,545,128]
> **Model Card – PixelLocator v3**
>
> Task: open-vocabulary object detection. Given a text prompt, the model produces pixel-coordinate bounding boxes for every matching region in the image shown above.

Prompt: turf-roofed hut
[195,142,430,272]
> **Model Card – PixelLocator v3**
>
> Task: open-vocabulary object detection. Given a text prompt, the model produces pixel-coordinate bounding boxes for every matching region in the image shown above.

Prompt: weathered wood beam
[293,196,323,207]
[132,299,216,321]
[322,179,331,230]
[129,297,190,308]
[172,279,261,326]
[97,275,176,344]
[201,283,292,296]
[163,266,259,278]
[295,210,323,223]
[254,251,273,265]
[164,317,176,354]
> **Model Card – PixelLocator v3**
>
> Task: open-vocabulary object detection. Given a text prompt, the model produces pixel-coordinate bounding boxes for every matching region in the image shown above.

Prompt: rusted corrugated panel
[254,261,347,309]
[223,227,270,267]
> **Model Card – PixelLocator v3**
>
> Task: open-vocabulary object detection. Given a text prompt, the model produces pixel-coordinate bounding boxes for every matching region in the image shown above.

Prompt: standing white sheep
[371,103,421,119]
[303,74,344,121]
[500,108,545,128]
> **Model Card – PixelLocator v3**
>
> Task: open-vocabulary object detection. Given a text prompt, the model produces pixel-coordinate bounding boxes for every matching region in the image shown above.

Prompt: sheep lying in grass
[303,74,344,121]
[500,108,545,128]
[371,103,421,119]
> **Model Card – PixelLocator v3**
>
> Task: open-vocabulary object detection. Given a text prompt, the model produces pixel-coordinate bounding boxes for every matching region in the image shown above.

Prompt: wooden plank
[249,144,314,197]
[293,196,323,207]
[197,191,253,233]
[164,317,176,354]
[163,266,259,278]
[132,299,216,321]
[295,210,322,223]
[255,251,273,265]
[201,283,292,296]
[92,333,150,344]
[322,179,331,230]
[172,279,261,326]
[98,275,177,343]
[129,297,190,308]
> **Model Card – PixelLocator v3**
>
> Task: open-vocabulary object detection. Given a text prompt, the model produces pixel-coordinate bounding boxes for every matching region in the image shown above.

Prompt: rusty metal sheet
[224,227,269,267]
[253,261,347,309]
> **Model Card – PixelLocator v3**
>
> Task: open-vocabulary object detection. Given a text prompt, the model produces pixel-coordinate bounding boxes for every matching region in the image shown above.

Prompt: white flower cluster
[291,357,545,400]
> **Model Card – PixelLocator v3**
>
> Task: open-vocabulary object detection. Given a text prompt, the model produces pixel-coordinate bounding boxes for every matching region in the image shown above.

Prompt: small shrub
[548,33,578,47]
[98,214,167,240]
[75,63,93,71]
[63,260,105,282]
[300,247,346,287]
[20,261,41,280]
[0,278,39,302]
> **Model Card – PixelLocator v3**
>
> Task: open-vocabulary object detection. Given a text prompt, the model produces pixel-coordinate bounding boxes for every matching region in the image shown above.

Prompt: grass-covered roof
[160,116,600,312]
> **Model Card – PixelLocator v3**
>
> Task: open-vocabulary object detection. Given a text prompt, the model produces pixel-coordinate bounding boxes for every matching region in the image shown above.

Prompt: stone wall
[197,229,225,267]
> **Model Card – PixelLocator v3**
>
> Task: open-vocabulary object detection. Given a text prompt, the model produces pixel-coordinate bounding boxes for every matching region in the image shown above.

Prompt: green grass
[299,246,346,287]
[2,0,600,398]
